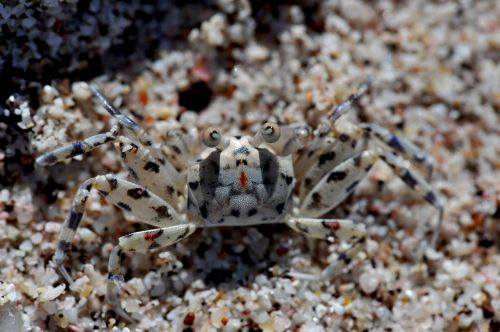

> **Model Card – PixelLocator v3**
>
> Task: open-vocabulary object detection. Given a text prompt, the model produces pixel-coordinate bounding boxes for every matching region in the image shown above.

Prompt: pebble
[38,284,65,302]
[0,303,23,332]
[359,271,380,294]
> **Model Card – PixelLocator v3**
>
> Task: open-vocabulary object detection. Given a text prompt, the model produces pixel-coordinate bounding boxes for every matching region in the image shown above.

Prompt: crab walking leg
[378,151,445,248]
[160,129,197,171]
[301,149,444,246]
[117,137,183,203]
[36,125,119,166]
[360,123,435,180]
[294,78,372,178]
[90,84,159,151]
[106,224,196,320]
[290,237,366,282]
[287,218,366,281]
[52,174,183,283]
[300,150,379,218]
[286,218,366,241]
[107,224,197,282]
[299,122,364,198]
[327,77,373,122]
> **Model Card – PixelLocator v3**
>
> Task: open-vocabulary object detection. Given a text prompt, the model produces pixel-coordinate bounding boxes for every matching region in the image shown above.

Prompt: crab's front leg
[52,174,183,283]
[36,125,120,166]
[107,224,196,319]
[285,217,366,281]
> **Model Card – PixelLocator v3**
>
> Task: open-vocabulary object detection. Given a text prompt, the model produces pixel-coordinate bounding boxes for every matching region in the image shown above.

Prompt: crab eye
[202,127,221,147]
[261,122,281,143]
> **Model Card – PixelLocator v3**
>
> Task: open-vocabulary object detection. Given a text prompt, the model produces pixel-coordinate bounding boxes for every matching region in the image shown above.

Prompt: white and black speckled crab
[36,80,443,317]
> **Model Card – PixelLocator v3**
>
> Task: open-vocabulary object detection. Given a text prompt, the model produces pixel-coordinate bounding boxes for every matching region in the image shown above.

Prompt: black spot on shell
[153,206,170,218]
[144,161,160,173]
[68,210,83,230]
[166,186,175,196]
[127,167,139,180]
[327,171,347,182]
[148,242,161,250]
[171,145,181,154]
[98,189,109,196]
[127,188,150,199]
[401,170,418,188]
[424,191,437,205]
[176,227,190,240]
[71,141,84,156]
[275,203,285,214]
[258,148,279,196]
[318,151,336,166]
[284,175,293,185]
[118,202,131,211]
[248,209,257,217]
[57,240,71,252]
[200,205,208,219]
[231,209,240,218]
[310,192,322,208]
[346,180,360,193]
[189,182,199,190]
[107,178,118,190]
[388,135,405,152]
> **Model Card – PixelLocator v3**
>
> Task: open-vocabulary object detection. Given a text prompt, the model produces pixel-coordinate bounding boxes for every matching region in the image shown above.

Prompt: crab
[36,80,443,318]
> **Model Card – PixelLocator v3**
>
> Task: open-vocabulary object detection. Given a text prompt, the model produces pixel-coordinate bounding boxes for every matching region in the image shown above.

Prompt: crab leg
[52,174,183,283]
[36,125,119,166]
[107,224,196,283]
[299,121,364,197]
[117,137,183,203]
[106,224,196,319]
[89,85,157,148]
[301,149,444,247]
[360,123,435,180]
[286,217,366,241]
[300,150,379,218]
[286,218,366,281]
[294,78,372,178]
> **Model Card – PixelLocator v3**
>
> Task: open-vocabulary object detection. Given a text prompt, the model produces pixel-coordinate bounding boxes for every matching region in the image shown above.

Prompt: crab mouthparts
[239,171,249,189]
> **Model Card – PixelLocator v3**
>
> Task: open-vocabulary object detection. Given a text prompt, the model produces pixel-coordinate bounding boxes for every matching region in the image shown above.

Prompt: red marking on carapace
[324,221,341,231]
[240,171,248,188]
[144,229,162,241]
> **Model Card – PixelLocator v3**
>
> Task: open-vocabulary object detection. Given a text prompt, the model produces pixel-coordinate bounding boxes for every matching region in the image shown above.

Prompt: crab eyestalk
[250,122,281,147]
[202,127,229,149]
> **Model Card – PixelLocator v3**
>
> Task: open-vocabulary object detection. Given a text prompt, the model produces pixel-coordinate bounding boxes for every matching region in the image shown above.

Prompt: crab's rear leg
[52,174,183,283]
[286,218,366,281]
[360,123,435,180]
[300,149,444,248]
